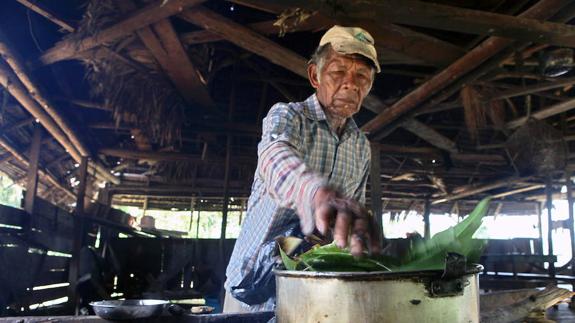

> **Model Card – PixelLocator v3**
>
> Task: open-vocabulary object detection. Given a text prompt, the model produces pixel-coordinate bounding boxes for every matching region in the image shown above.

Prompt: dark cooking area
[1,0,575,322]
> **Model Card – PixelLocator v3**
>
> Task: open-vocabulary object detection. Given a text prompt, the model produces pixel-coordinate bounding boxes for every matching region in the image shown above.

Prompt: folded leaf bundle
[279,198,491,272]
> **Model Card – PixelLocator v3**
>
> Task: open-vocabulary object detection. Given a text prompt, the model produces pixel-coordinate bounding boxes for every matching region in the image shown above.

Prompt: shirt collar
[302,94,361,134]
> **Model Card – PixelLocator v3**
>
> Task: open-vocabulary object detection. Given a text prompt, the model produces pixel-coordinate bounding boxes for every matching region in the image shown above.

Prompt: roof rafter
[235,0,575,47]
[15,0,75,32]
[229,0,467,68]
[179,6,386,114]
[39,0,207,65]
[137,19,214,107]
[361,0,571,136]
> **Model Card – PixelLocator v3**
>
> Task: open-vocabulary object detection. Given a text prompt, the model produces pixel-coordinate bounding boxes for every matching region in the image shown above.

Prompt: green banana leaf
[395,198,491,272]
[279,198,491,272]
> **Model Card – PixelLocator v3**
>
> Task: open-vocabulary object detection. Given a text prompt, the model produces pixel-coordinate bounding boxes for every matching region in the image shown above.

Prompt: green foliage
[280,198,491,272]
[0,174,23,208]
[111,205,243,239]
[395,198,490,272]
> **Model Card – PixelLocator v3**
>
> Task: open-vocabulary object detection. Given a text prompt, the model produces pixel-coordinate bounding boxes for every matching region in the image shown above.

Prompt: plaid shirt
[224,94,371,311]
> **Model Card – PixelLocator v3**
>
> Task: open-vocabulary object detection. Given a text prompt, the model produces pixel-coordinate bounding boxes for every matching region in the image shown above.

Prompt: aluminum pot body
[275,267,480,323]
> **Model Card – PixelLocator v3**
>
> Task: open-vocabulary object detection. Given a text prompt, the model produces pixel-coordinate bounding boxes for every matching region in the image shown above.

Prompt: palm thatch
[460,85,487,141]
[69,0,187,146]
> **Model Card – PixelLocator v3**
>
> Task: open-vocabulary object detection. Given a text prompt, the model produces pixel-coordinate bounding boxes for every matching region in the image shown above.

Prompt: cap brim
[331,41,381,73]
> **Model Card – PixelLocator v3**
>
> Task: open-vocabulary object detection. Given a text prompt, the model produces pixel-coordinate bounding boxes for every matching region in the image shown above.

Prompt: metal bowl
[90,299,169,320]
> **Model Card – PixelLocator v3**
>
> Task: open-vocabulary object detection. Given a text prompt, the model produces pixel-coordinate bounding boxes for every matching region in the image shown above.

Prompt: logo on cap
[354,32,371,44]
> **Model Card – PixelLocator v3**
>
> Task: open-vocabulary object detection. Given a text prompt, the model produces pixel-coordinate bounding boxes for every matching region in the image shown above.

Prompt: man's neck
[324,111,347,137]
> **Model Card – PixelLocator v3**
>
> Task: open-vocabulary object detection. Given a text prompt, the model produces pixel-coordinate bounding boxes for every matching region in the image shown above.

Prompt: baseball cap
[319,25,381,73]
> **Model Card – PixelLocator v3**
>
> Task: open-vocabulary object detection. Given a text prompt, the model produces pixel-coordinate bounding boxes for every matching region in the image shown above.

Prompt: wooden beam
[423,199,431,239]
[39,0,206,65]
[0,117,35,133]
[0,30,88,155]
[370,144,383,244]
[491,76,575,100]
[179,6,387,116]
[68,156,88,314]
[0,135,75,199]
[507,97,575,128]
[0,33,118,184]
[361,0,570,135]
[24,124,42,216]
[109,185,247,197]
[432,177,526,204]
[229,1,467,68]
[15,0,75,32]
[180,15,331,46]
[545,176,556,277]
[220,136,231,257]
[98,148,253,164]
[0,39,81,159]
[401,119,458,154]
[245,0,575,47]
[90,120,259,134]
[566,169,575,277]
[180,6,307,78]
[137,19,214,107]
[491,184,545,199]
[374,143,438,155]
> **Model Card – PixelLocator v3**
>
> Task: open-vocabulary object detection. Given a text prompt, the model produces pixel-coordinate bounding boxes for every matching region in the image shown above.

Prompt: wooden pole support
[545,176,556,277]
[24,124,42,218]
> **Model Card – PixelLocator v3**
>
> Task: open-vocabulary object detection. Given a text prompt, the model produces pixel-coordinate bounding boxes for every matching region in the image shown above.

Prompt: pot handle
[441,252,467,279]
[428,252,469,298]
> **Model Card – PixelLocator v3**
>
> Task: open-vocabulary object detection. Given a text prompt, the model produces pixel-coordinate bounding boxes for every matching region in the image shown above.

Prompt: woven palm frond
[460,85,487,141]
[69,0,187,146]
[506,119,566,175]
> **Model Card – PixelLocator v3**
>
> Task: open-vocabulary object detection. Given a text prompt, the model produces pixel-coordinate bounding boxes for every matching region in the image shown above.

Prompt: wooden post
[143,197,148,217]
[196,203,202,239]
[423,199,431,240]
[24,124,42,219]
[536,202,544,255]
[370,143,384,245]
[220,70,235,259]
[545,176,556,277]
[68,156,88,314]
[220,135,231,259]
[188,197,196,232]
[565,169,575,283]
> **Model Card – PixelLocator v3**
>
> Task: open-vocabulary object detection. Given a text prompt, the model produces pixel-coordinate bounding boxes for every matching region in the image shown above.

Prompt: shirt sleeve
[353,144,371,204]
[257,103,327,231]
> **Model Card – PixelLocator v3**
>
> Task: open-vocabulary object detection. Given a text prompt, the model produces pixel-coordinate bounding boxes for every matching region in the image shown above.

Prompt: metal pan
[90,299,169,320]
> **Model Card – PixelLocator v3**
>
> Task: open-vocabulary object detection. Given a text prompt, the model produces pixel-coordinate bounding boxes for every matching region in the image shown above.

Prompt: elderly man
[224,25,381,312]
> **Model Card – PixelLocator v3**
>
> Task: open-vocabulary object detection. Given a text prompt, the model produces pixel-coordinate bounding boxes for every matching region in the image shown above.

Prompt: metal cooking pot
[275,265,482,323]
[90,299,169,320]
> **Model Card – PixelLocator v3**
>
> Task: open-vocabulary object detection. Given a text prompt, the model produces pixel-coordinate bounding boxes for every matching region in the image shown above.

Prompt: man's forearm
[258,141,326,230]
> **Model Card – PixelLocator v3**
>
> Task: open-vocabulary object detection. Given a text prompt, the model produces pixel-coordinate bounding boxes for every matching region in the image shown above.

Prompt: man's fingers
[333,210,352,248]
[314,203,334,235]
[350,214,369,257]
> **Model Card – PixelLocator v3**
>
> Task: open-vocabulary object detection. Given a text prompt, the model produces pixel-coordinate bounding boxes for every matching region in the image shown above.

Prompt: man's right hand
[310,186,381,257]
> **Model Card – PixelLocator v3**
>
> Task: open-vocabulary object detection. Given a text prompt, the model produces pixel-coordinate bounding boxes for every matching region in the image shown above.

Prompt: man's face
[308,48,374,120]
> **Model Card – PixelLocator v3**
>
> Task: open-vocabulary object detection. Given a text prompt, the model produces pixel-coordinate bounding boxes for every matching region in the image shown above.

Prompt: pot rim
[274,264,483,279]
